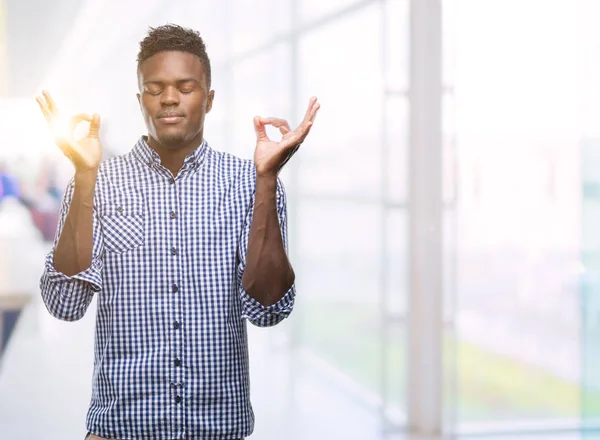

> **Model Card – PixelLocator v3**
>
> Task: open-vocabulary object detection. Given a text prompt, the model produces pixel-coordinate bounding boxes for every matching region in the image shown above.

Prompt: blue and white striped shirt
[39,137,296,440]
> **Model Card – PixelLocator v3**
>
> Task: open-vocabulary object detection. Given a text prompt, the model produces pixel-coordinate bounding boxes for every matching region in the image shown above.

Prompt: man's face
[137,51,214,148]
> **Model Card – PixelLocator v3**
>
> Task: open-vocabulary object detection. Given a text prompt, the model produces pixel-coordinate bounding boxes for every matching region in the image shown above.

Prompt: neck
[147,131,204,176]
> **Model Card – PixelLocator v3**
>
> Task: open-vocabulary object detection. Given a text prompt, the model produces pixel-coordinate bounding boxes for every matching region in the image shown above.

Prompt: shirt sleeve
[237,175,296,327]
[39,179,104,322]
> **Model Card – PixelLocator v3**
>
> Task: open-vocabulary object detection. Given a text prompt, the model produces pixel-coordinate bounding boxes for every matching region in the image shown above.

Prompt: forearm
[241,174,295,307]
[53,168,98,276]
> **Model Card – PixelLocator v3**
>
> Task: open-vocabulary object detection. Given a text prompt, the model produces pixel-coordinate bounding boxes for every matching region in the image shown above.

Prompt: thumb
[89,113,101,138]
[253,116,268,141]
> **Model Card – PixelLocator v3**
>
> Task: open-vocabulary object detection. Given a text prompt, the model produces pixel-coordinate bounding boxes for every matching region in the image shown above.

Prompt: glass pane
[384,209,408,422]
[580,0,600,427]
[455,140,582,426]
[184,1,230,66]
[445,209,459,431]
[452,0,581,430]
[230,0,291,55]
[298,201,407,430]
[230,44,291,159]
[384,0,409,92]
[297,201,382,417]
[386,96,408,204]
[443,92,457,207]
[299,0,361,24]
[444,322,458,431]
[384,320,408,427]
[297,3,383,198]
[386,209,408,319]
[442,0,457,89]
[581,138,600,426]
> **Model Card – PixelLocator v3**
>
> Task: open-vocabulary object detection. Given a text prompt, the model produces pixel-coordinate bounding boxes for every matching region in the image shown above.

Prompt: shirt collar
[131,136,209,169]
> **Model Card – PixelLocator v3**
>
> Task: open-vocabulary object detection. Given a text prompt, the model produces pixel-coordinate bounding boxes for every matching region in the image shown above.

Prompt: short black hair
[137,24,212,88]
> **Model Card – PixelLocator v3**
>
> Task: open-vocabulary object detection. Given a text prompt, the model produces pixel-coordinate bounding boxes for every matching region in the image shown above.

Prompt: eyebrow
[143,78,201,86]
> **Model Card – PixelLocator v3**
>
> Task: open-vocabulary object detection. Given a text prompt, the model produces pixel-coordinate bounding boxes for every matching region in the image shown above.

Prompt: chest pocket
[98,197,145,254]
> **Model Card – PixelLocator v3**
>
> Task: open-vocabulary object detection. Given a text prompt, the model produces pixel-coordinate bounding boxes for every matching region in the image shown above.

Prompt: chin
[157,132,187,146]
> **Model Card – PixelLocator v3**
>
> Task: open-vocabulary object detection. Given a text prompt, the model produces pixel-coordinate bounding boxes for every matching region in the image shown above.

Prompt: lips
[157,113,185,124]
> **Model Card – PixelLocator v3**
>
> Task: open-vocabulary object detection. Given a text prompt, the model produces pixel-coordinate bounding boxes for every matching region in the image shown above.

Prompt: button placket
[167,175,184,419]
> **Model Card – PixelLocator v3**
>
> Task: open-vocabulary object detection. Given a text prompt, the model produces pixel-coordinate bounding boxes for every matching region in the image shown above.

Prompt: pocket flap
[98,198,144,217]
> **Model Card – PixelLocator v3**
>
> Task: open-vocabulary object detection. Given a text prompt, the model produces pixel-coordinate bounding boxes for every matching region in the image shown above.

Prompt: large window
[294,1,409,430]
[448,0,586,432]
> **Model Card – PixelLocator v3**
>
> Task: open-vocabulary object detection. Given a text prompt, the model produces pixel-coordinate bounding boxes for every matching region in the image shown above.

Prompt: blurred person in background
[0,162,21,206]
[36,24,319,440]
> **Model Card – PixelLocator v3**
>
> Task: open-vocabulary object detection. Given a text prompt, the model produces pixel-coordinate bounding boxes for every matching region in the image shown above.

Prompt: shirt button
[170,211,177,219]
[117,206,124,213]
[175,396,182,403]
[171,247,178,255]
[174,358,181,367]
[169,177,175,185]
[172,283,179,293]
[174,321,180,329]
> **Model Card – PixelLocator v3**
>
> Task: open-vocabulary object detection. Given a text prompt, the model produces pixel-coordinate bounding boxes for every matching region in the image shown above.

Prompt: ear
[136,93,141,106]
[206,90,215,113]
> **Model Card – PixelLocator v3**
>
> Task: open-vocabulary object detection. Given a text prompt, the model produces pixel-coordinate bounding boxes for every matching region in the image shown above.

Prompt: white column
[407,0,443,435]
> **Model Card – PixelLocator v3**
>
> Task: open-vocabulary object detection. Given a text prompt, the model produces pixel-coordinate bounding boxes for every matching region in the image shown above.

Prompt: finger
[295,99,319,134]
[42,90,58,115]
[253,116,270,141]
[260,117,292,136]
[70,113,93,124]
[36,97,52,123]
[89,114,101,138]
[279,131,305,150]
[306,99,320,125]
[260,117,291,131]
[302,121,314,140]
[309,101,320,123]
[69,113,93,132]
[288,120,313,144]
[301,96,318,124]
[35,95,46,110]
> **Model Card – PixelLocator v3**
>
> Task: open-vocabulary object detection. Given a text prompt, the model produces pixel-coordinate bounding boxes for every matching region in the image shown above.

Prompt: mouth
[157,113,185,124]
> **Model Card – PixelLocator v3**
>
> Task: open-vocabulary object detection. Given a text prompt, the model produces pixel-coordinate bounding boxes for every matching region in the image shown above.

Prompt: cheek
[140,98,155,118]
[192,95,208,114]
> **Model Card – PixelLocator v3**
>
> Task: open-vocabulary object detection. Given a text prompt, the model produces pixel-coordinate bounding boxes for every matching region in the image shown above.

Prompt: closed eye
[145,89,162,96]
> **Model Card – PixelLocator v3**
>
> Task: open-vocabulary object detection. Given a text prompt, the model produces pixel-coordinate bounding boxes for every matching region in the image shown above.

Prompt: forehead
[138,51,206,83]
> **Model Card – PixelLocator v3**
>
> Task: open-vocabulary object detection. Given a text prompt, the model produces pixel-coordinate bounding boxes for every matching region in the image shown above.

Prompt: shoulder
[204,147,256,191]
[203,147,288,205]
[206,147,253,176]
[98,152,140,179]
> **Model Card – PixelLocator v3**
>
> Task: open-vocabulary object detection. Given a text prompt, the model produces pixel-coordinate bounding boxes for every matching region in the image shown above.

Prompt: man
[36,24,319,440]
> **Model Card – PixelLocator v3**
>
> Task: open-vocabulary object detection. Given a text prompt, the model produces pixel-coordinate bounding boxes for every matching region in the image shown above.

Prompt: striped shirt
[39,137,296,440]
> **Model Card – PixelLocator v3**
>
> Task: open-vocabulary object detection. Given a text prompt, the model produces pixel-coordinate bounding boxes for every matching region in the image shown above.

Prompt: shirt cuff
[43,252,103,295]
[240,283,296,322]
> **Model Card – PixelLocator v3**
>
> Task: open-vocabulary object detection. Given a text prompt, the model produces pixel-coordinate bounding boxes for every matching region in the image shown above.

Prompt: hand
[253,96,320,177]
[36,90,103,172]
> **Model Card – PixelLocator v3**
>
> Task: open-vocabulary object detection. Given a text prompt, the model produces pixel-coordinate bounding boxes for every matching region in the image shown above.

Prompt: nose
[160,86,179,106]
